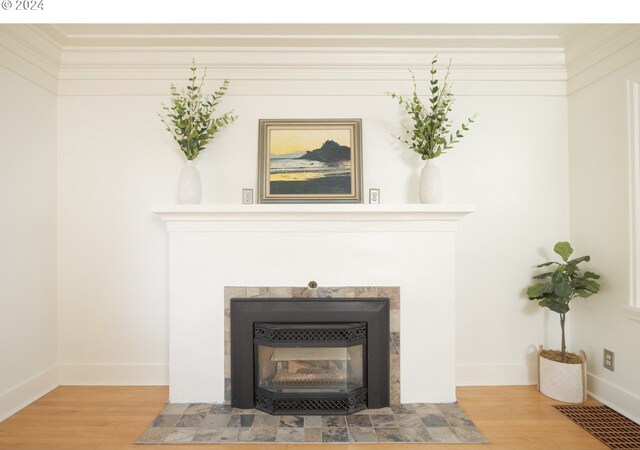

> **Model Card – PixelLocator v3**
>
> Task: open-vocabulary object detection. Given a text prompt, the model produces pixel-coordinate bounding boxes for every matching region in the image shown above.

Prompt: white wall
[568,59,640,422]
[56,53,570,388]
[56,94,171,384]
[0,67,58,420]
[453,96,570,385]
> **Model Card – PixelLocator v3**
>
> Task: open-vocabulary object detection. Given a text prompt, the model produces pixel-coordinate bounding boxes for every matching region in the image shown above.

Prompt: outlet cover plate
[603,348,615,371]
[242,189,254,204]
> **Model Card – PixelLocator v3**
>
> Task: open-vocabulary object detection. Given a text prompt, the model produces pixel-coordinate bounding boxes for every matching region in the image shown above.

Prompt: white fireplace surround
[152,204,474,404]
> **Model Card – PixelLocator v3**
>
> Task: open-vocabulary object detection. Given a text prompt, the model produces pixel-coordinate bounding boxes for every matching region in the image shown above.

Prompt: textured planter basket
[538,345,587,403]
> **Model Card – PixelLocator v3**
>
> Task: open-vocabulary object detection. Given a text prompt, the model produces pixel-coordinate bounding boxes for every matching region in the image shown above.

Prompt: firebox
[231,299,389,415]
[254,322,367,414]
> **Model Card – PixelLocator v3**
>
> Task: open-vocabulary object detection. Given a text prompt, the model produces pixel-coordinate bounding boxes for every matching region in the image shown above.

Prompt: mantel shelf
[150,204,476,223]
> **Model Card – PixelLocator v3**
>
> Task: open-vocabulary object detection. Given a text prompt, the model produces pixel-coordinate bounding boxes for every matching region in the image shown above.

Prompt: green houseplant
[386,56,476,203]
[526,241,601,402]
[159,59,236,204]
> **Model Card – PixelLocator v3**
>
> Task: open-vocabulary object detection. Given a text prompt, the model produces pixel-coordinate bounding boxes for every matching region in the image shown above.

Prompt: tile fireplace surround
[151,204,474,405]
[224,286,400,405]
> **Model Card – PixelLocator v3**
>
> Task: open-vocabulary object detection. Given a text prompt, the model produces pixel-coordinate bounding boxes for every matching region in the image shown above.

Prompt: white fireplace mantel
[151,204,475,231]
[151,203,474,404]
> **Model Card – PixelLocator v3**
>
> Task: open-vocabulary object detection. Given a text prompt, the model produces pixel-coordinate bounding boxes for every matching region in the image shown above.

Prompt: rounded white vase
[177,160,202,204]
[419,159,443,203]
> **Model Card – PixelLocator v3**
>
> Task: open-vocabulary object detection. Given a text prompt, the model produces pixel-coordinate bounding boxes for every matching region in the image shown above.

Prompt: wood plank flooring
[0,385,607,449]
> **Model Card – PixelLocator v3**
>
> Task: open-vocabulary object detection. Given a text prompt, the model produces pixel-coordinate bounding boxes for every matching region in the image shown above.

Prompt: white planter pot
[177,160,202,204]
[419,159,443,203]
[538,346,587,403]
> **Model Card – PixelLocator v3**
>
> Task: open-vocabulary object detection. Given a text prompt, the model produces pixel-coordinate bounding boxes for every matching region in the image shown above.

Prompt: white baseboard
[587,373,640,425]
[0,366,58,422]
[456,363,536,386]
[57,363,168,385]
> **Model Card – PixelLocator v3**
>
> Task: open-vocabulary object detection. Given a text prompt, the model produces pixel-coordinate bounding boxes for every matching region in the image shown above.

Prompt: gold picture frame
[258,119,363,203]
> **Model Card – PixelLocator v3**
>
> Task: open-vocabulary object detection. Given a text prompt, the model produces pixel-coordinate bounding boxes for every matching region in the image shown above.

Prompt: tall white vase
[177,160,202,204]
[419,159,443,203]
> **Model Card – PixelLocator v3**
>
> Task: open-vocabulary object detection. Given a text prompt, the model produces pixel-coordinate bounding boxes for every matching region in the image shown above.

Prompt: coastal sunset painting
[258,119,363,203]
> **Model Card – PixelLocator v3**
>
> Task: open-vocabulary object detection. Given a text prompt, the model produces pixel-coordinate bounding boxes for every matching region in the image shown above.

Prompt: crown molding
[58,46,565,68]
[39,24,570,50]
[40,24,568,97]
[54,47,566,97]
[57,76,565,97]
[4,24,569,97]
[5,24,639,97]
[566,24,640,94]
[0,25,61,94]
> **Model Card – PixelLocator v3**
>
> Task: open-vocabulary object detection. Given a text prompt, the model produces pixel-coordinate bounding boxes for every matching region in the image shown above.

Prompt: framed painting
[258,119,363,203]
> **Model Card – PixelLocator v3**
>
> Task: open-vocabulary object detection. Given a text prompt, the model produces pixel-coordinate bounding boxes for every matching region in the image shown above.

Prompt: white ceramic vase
[419,159,443,203]
[177,160,202,204]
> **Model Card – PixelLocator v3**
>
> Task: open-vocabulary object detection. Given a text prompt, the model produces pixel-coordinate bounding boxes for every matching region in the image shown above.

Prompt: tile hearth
[137,402,488,444]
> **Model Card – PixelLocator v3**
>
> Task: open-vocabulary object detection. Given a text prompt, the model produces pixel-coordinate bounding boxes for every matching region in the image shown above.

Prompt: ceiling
[36,24,581,49]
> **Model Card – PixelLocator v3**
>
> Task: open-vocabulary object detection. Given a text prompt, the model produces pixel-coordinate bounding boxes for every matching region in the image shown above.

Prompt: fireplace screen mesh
[250,320,371,414]
[257,344,364,393]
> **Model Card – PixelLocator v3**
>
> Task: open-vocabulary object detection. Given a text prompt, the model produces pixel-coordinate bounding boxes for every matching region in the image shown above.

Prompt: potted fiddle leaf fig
[526,241,601,403]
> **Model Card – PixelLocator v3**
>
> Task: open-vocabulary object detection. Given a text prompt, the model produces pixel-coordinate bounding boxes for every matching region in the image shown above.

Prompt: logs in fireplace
[230,299,389,415]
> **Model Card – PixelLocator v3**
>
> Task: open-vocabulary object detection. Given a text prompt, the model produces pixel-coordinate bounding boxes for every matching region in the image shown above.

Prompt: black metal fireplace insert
[230,298,390,415]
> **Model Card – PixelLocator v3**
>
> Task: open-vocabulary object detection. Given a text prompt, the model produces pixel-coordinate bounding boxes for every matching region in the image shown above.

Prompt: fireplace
[254,322,367,414]
[152,205,473,404]
[231,298,390,415]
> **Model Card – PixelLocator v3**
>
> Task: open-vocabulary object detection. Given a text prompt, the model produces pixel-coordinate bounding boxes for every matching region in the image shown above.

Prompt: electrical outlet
[369,188,380,204]
[242,189,253,204]
[603,348,615,371]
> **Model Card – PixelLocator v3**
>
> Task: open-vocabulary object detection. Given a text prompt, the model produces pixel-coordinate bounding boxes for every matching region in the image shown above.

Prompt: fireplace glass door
[257,344,364,393]
[253,322,367,415]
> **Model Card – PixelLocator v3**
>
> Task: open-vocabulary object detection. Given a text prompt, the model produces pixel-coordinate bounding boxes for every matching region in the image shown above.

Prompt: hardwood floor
[0,385,607,449]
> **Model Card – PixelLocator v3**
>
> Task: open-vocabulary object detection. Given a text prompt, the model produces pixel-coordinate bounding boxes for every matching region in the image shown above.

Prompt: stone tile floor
[137,402,488,444]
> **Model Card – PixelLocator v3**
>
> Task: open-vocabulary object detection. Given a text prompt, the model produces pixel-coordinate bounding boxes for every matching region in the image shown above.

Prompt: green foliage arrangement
[159,60,236,160]
[386,56,476,160]
[526,242,601,362]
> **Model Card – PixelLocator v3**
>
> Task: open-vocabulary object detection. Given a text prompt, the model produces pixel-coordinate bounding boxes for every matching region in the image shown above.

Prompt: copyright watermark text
[2,0,43,10]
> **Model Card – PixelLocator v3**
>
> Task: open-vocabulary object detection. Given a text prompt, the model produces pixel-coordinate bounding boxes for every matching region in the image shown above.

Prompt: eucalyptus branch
[159,59,237,161]
[386,56,476,160]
